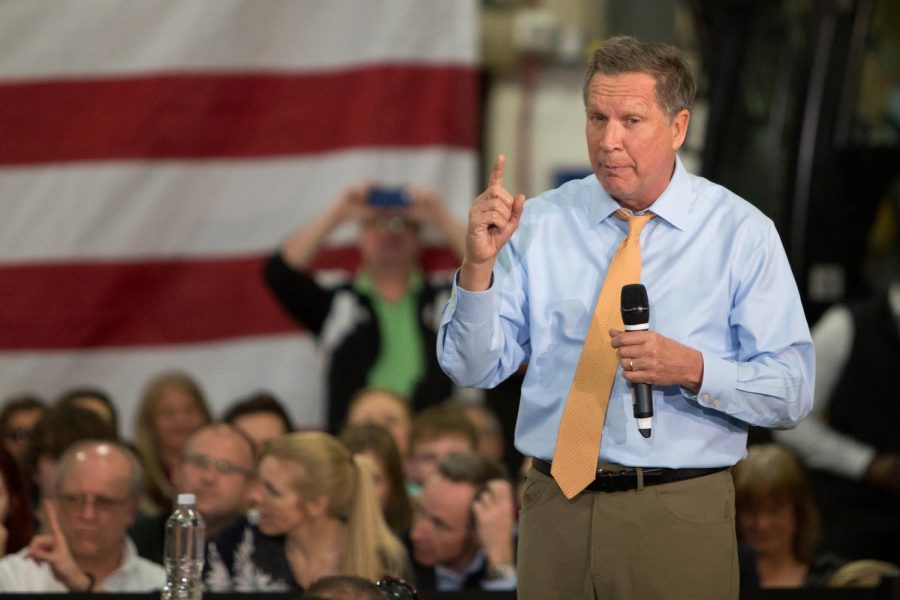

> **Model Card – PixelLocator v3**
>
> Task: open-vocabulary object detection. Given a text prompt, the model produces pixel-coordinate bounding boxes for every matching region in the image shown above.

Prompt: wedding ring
[629,359,634,371]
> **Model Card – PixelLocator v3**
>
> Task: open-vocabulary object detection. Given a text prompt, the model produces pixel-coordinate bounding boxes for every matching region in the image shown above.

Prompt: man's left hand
[610,328,704,394]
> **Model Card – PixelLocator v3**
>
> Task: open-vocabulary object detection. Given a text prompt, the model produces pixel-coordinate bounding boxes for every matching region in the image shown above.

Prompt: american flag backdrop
[0,0,479,435]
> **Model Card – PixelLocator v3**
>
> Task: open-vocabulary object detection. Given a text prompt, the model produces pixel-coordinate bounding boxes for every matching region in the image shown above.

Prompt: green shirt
[355,271,425,398]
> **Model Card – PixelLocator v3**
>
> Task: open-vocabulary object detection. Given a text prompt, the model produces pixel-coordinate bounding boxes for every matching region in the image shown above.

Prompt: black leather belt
[532,458,727,493]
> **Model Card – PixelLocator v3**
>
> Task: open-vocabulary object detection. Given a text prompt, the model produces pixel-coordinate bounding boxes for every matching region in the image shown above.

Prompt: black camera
[376,576,418,600]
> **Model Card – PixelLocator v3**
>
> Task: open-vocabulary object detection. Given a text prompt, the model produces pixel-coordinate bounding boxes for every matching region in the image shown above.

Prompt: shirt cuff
[683,351,735,412]
[480,573,517,591]
[451,269,496,324]
[844,445,878,479]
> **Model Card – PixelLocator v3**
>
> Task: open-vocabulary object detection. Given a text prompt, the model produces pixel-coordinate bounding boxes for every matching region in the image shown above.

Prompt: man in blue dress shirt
[437,36,814,599]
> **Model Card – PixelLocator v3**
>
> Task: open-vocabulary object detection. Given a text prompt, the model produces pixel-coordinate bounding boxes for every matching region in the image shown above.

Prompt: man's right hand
[459,154,525,291]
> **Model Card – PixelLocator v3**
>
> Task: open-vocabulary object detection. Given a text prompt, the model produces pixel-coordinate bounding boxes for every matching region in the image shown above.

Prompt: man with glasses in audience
[0,440,164,591]
[129,423,256,563]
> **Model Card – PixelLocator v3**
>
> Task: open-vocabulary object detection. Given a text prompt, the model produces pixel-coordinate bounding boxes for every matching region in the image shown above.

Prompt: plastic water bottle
[162,493,205,600]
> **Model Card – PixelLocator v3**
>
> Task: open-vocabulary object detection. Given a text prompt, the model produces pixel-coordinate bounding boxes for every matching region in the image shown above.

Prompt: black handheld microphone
[621,283,653,438]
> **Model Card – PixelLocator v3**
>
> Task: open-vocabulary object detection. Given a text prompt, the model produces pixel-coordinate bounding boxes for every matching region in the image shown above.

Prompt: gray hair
[583,35,695,119]
[55,439,144,499]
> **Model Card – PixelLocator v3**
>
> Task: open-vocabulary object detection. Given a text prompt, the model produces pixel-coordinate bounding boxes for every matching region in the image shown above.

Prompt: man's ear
[467,484,486,530]
[125,496,140,527]
[671,109,690,151]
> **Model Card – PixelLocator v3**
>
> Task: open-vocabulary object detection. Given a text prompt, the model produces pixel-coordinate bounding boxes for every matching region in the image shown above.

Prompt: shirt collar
[434,549,486,588]
[95,537,140,585]
[588,154,691,231]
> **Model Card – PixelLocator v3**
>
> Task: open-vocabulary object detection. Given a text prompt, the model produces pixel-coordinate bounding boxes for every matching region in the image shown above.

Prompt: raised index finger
[488,154,507,187]
[43,498,64,539]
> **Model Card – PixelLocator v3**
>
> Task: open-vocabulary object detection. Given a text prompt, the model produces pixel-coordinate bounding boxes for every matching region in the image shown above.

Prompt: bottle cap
[177,493,196,505]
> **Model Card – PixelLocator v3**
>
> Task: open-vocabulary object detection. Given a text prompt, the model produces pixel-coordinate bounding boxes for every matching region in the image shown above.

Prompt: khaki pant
[517,464,738,600]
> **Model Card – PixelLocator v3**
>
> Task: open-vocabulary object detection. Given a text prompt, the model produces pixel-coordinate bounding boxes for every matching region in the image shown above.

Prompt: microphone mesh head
[621,284,649,326]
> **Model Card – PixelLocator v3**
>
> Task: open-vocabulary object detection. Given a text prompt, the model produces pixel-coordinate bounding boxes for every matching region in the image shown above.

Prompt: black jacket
[263,253,455,432]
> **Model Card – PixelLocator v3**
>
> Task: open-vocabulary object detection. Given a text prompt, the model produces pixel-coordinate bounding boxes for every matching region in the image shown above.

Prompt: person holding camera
[264,183,465,433]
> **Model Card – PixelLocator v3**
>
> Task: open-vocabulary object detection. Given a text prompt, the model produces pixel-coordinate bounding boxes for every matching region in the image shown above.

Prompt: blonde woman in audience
[133,371,211,515]
[205,431,409,592]
[733,444,845,587]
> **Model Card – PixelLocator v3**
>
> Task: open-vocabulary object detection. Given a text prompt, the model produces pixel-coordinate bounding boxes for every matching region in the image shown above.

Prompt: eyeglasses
[2,427,31,442]
[57,493,132,513]
[182,453,254,478]
[376,577,419,600]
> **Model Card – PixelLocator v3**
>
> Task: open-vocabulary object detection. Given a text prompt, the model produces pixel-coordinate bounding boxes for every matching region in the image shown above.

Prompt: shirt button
[714,399,721,408]
[702,393,710,402]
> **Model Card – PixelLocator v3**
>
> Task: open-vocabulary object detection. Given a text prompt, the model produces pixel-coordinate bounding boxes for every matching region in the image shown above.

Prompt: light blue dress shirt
[437,156,814,468]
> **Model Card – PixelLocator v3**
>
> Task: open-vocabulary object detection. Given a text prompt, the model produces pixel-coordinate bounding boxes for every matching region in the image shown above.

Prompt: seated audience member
[733,444,846,588]
[446,399,506,465]
[409,452,516,592]
[222,391,293,452]
[262,183,464,434]
[23,404,117,524]
[205,431,409,592]
[340,424,412,534]
[305,574,393,600]
[773,280,900,565]
[0,440,164,591]
[129,423,256,564]
[827,559,900,588]
[406,405,478,496]
[56,387,119,438]
[346,389,412,458]
[0,394,47,464]
[134,371,212,516]
[0,444,35,556]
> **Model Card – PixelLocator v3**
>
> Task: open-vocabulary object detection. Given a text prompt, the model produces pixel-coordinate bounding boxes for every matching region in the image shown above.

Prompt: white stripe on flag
[0,0,477,80]
[0,149,475,261]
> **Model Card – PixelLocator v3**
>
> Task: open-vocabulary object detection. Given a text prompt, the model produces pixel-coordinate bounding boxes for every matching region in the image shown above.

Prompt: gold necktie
[551,209,655,499]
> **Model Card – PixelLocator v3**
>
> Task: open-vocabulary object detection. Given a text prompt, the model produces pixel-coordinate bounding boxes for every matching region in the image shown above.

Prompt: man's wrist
[458,260,494,291]
[67,571,94,593]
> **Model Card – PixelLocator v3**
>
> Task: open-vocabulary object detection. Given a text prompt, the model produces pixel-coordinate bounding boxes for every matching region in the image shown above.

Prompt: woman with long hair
[205,431,409,591]
[133,371,211,515]
[0,444,35,555]
[339,423,412,534]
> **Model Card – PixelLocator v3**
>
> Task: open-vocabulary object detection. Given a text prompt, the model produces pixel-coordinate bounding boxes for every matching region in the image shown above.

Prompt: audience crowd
[0,184,896,596]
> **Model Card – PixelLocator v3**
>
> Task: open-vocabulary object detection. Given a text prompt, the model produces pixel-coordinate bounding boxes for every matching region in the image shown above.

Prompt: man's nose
[248,482,263,505]
[598,121,623,150]
[78,499,98,519]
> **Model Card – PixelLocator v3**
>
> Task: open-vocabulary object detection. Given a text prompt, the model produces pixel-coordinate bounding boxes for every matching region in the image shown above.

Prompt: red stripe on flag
[1,248,458,350]
[0,65,478,165]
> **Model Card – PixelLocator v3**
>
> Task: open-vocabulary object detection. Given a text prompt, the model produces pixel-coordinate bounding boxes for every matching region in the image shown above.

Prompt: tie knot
[616,209,655,241]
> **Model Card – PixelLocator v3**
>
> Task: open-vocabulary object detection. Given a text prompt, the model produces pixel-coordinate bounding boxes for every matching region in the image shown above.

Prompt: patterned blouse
[204,516,301,593]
